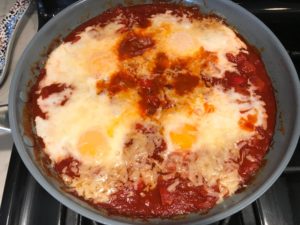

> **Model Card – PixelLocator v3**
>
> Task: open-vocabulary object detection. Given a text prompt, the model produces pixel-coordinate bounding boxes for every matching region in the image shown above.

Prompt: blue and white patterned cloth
[0,0,31,74]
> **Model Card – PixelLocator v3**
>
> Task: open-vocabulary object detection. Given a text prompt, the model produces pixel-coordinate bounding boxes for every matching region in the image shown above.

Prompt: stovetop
[0,1,300,225]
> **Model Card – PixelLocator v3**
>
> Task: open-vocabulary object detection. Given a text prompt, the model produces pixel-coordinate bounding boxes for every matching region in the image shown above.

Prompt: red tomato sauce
[64,4,204,43]
[96,68,202,116]
[118,32,155,59]
[97,178,218,218]
[173,73,200,95]
[225,49,276,182]
[28,68,47,119]
[27,3,276,219]
[41,83,72,106]
[54,157,80,178]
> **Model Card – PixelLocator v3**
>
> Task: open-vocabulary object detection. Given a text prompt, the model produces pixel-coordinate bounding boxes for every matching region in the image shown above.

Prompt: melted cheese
[35,11,267,205]
[36,90,140,168]
[42,21,123,88]
[148,13,247,78]
[162,86,266,194]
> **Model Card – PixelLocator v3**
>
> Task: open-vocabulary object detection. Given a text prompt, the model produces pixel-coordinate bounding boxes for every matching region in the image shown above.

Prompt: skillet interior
[8,0,300,224]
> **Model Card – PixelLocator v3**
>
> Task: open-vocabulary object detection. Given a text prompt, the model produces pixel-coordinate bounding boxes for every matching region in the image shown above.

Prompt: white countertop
[0,0,38,203]
[0,132,12,203]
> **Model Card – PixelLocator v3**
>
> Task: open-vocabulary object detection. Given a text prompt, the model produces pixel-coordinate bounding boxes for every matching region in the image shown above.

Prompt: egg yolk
[78,130,108,158]
[170,124,197,150]
[204,102,215,113]
[107,108,138,137]
[166,31,198,57]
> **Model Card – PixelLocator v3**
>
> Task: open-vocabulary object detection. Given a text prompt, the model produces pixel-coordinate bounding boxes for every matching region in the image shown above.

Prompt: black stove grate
[1,1,300,224]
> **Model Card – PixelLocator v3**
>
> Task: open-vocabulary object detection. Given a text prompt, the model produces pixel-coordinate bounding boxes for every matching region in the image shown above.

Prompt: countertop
[0,0,38,203]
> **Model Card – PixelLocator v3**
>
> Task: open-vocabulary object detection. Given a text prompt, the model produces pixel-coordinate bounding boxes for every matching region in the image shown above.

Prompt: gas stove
[0,1,299,225]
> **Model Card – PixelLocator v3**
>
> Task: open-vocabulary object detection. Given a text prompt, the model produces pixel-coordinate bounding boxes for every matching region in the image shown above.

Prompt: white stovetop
[0,0,38,203]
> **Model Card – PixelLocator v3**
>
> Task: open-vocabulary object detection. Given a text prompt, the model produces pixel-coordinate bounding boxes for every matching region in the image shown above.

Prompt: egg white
[35,11,267,203]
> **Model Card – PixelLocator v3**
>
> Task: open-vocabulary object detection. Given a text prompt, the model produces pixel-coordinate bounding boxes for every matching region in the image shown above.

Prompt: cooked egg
[78,129,108,158]
[148,13,246,77]
[34,10,268,204]
[170,124,197,150]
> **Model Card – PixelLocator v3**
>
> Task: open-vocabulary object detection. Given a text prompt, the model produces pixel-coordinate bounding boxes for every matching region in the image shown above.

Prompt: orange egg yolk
[78,130,108,158]
[170,124,197,150]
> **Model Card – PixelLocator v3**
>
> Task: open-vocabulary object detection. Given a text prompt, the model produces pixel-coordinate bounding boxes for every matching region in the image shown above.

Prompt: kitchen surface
[0,0,37,202]
[0,0,300,225]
